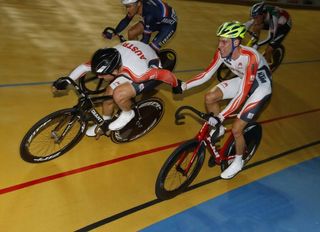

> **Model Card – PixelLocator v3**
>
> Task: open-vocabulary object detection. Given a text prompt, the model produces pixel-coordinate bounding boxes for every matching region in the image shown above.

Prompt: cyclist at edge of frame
[175,21,272,179]
[52,40,183,137]
[244,1,292,63]
[102,0,178,53]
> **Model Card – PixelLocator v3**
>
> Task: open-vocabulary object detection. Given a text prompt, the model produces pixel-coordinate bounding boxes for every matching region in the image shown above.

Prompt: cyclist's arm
[68,62,91,80]
[185,50,223,90]
[120,67,179,87]
[114,15,133,34]
[244,19,254,29]
[220,51,258,120]
[257,12,278,47]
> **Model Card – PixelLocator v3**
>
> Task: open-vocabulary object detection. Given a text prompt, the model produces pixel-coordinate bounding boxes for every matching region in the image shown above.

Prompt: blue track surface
[142,157,320,232]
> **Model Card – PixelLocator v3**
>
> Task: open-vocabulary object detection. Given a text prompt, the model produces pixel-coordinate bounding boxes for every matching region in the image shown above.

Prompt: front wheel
[111,97,164,143]
[221,122,262,171]
[155,139,206,200]
[20,108,87,163]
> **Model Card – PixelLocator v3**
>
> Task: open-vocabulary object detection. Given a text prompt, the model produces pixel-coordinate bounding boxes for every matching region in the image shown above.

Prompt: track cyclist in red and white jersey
[178,21,272,179]
[52,40,182,136]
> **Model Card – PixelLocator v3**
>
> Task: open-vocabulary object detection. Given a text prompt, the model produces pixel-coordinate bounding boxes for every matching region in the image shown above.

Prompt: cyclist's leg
[220,78,271,179]
[109,79,162,131]
[86,85,115,137]
[108,82,136,131]
[266,23,291,63]
[220,118,248,179]
[236,83,271,154]
[149,23,177,52]
[128,21,144,40]
[102,86,115,117]
[206,77,241,115]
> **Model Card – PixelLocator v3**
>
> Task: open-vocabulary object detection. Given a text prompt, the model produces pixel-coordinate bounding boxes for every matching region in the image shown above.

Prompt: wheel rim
[24,112,85,162]
[161,142,203,194]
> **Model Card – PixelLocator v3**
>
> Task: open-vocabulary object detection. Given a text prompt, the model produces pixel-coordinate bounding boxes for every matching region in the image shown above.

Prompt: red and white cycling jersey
[68,40,178,87]
[115,41,159,78]
[186,45,272,120]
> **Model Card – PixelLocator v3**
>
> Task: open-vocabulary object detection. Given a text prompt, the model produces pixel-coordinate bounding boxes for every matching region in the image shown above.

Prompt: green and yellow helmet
[216,21,246,39]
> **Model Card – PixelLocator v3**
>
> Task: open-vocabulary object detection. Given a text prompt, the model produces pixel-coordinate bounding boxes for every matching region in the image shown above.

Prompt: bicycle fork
[51,114,82,144]
[176,141,204,176]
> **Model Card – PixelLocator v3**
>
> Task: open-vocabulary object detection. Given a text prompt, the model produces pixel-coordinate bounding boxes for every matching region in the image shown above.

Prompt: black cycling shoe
[208,156,216,168]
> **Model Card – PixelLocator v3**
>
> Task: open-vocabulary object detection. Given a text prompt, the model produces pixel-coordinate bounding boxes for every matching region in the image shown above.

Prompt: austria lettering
[122,42,146,60]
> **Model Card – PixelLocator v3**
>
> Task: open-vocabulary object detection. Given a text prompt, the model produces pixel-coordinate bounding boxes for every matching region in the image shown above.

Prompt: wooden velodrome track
[1,0,320,231]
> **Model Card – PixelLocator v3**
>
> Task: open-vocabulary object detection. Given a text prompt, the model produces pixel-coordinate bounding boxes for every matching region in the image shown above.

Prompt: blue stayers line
[1,59,320,88]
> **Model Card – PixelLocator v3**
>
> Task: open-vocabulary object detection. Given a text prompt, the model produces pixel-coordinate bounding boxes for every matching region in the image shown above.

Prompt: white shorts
[216,77,272,122]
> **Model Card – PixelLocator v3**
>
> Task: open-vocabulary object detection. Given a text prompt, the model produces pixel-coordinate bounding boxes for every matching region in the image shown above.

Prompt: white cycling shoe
[86,124,98,137]
[109,110,135,131]
[220,155,244,179]
[85,115,112,137]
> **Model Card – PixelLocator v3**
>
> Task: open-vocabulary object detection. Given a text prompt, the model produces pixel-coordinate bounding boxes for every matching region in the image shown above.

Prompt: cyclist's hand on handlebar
[207,115,221,127]
[102,27,114,40]
[52,77,70,91]
[172,80,187,94]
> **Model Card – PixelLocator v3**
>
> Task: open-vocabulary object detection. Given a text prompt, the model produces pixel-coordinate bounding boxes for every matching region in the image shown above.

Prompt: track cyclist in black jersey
[103,0,178,52]
[244,1,292,64]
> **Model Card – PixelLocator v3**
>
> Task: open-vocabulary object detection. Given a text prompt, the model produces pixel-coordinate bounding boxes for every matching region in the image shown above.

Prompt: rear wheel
[155,139,205,200]
[111,98,164,143]
[221,122,262,171]
[20,109,87,163]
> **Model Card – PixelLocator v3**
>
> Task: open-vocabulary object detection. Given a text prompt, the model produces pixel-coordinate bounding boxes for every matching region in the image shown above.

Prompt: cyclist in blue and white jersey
[103,0,178,52]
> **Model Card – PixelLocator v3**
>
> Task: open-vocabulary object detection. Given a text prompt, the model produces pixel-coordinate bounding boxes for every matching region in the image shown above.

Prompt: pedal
[94,120,112,140]
[94,127,104,140]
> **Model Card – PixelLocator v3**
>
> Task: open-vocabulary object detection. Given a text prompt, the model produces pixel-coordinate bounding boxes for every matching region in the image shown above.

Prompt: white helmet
[121,0,138,5]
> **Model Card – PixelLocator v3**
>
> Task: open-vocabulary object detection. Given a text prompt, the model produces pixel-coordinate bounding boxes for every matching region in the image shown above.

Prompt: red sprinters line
[0,142,182,195]
[1,108,320,195]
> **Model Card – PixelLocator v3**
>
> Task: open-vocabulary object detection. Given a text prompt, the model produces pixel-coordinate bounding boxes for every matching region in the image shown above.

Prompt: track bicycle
[217,30,285,82]
[155,105,262,200]
[20,77,164,163]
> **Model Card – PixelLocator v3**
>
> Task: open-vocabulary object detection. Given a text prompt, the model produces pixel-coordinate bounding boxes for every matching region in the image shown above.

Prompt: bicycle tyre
[20,108,87,163]
[220,122,262,171]
[155,139,205,200]
[111,97,164,143]
[270,45,285,73]
[217,64,237,82]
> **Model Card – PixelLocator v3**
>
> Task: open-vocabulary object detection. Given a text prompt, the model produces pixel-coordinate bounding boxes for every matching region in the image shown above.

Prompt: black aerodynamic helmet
[250,1,265,18]
[91,48,122,75]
